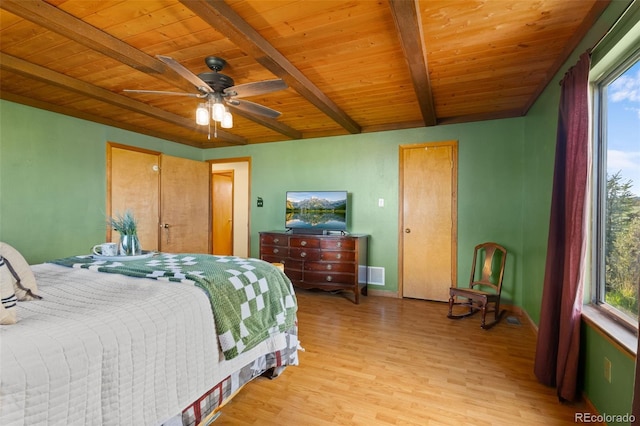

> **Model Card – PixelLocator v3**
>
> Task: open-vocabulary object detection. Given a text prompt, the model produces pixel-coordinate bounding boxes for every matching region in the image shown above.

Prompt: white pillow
[0,242,41,301]
[0,257,18,325]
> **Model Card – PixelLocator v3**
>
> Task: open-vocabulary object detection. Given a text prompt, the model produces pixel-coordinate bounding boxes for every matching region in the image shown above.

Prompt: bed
[0,249,299,426]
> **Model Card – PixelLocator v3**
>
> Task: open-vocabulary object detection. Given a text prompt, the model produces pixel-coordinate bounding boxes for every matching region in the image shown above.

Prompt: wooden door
[212,170,234,255]
[160,155,210,253]
[400,141,457,301]
[107,145,160,251]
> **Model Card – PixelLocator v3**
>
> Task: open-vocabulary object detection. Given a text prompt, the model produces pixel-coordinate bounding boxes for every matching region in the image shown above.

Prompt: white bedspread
[0,263,287,426]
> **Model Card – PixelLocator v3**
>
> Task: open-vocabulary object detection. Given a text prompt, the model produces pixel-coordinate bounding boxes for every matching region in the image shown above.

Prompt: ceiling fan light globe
[196,104,210,125]
[212,102,226,122]
[221,111,233,129]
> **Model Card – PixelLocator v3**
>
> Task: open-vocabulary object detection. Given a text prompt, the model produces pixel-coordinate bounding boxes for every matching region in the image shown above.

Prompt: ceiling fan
[124,55,287,136]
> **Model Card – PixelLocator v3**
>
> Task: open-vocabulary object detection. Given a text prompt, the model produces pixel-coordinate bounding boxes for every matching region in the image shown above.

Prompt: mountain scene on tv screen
[286,196,347,229]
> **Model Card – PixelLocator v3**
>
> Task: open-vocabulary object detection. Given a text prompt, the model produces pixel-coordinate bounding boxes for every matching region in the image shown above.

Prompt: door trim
[398,140,458,299]
[208,157,252,257]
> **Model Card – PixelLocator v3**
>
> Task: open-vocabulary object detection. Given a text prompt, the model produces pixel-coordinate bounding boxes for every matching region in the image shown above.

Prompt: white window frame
[584,2,640,353]
[591,49,639,332]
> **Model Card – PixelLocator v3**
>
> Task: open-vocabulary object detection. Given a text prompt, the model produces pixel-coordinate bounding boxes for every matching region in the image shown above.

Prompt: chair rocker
[447,242,507,329]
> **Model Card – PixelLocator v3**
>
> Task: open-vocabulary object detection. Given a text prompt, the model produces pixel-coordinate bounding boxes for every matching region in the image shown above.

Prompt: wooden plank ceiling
[0,0,609,148]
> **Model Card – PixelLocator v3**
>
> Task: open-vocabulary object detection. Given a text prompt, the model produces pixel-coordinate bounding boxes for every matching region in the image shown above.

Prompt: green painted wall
[1,100,525,298]
[203,119,525,302]
[582,324,635,425]
[0,101,202,263]
[521,79,558,326]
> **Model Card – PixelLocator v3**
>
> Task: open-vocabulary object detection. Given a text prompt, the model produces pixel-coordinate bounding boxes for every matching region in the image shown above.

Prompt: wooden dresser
[259,231,369,304]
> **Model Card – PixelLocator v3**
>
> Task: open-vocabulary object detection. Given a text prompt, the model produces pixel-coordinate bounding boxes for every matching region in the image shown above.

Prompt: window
[593,51,640,329]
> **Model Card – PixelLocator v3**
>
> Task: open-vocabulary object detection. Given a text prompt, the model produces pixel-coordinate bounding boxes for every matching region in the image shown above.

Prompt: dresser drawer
[304,271,355,285]
[290,247,322,261]
[285,268,304,282]
[261,245,289,257]
[261,254,288,264]
[290,237,321,248]
[261,234,288,246]
[304,262,355,273]
[320,239,355,250]
[320,251,355,262]
[283,259,303,271]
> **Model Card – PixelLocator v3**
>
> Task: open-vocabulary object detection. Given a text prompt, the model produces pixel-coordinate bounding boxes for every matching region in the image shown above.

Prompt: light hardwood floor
[218,289,601,425]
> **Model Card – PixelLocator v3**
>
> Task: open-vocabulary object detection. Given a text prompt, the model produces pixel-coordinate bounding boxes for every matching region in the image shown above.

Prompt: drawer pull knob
[301,240,307,246]
[274,238,279,243]
[300,252,307,258]
[327,264,332,270]
[273,248,279,254]
[326,276,333,282]
[337,242,342,248]
[336,254,341,259]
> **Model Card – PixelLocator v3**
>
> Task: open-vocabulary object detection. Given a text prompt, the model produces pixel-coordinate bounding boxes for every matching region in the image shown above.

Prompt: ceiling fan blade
[123,89,205,98]
[156,55,213,94]
[227,99,282,119]
[224,79,287,98]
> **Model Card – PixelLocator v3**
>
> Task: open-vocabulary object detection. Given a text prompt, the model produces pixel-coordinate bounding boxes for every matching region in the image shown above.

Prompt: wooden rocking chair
[447,242,507,329]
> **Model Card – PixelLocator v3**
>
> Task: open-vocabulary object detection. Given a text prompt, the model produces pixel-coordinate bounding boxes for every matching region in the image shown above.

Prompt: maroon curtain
[534,52,591,402]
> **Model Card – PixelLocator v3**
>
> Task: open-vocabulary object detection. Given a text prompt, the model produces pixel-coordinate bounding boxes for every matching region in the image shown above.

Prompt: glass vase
[120,234,142,256]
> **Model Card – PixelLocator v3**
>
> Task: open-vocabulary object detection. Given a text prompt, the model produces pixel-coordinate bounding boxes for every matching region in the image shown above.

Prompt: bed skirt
[161,325,299,426]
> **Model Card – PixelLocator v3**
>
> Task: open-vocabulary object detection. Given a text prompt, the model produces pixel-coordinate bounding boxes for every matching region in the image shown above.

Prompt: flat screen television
[285,191,348,233]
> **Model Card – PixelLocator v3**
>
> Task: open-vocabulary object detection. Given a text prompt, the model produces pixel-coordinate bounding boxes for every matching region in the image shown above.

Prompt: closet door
[400,141,457,301]
[160,155,210,253]
[108,145,160,251]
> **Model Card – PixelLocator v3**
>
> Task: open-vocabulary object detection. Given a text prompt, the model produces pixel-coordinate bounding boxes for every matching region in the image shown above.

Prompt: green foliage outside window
[604,171,640,319]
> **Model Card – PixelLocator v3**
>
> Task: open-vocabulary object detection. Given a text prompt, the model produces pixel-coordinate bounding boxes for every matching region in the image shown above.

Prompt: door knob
[405,228,411,233]
[161,223,170,244]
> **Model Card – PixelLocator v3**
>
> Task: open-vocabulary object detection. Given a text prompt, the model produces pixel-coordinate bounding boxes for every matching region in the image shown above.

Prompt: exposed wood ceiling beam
[389,0,437,127]
[437,108,524,126]
[0,0,301,140]
[0,52,246,145]
[180,0,362,135]
[0,0,183,85]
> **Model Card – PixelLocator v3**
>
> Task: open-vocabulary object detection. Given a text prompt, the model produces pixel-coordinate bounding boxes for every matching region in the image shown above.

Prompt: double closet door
[107,143,209,253]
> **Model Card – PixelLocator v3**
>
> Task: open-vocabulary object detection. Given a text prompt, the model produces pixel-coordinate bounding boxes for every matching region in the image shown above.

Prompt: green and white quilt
[51,253,297,359]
